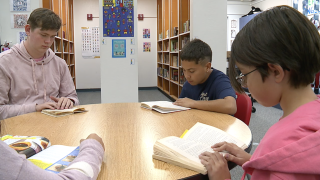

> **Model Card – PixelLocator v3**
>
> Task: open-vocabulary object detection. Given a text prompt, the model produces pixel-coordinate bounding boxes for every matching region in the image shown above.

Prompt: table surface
[1,103,252,180]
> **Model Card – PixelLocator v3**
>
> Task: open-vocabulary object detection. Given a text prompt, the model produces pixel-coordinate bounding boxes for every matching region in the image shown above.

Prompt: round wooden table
[0,103,252,180]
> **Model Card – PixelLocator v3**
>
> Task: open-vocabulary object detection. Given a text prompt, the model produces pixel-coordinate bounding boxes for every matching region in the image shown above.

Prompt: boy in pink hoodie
[199,6,320,180]
[0,8,79,120]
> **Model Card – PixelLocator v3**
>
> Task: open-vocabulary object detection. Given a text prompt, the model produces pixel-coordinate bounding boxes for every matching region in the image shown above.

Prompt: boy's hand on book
[173,98,195,108]
[50,96,74,110]
[36,102,58,112]
[80,133,105,151]
[212,142,251,166]
[199,151,231,180]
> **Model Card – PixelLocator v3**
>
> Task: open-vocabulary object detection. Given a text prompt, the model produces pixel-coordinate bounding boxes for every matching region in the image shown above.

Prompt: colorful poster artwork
[143,29,150,38]
[103,0,134,37]
[11,14,28,28]
[10,0,30,11]
[17,32,27,43]
[112,39,126,58]
[143,42,151,52]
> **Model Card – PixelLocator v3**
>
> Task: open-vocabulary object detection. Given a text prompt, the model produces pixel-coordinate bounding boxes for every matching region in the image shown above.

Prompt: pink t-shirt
[34,56,44,62]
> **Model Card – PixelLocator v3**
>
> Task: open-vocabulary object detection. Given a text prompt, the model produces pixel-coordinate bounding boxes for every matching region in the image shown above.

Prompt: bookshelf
[157,0,190,100]
[42,0,76,87]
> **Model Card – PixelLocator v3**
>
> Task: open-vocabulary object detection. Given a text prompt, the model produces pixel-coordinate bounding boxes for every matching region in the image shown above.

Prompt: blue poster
[112,39,126,58]
[103,0,134,37]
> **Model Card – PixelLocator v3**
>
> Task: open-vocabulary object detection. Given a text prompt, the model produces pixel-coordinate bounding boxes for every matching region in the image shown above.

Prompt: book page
[28,145,79,173]
[183,122,247,149]
[141,101,190,111]
[1,135,51,158]
[157,136,214,165]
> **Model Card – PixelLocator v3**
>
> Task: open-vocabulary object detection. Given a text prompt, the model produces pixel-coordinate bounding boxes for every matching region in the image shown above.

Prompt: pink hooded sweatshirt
[0,41,79,120]
[242,96,320,179]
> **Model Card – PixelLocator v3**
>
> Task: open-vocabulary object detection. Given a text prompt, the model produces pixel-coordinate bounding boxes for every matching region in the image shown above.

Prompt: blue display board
[103,0,134,37]
[112,39,126,58]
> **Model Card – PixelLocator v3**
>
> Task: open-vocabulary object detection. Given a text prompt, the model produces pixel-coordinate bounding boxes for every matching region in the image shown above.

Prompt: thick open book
[141,101,190,113]
[2,135,79,174]
[152,122,248,174]
[41,107,87,117]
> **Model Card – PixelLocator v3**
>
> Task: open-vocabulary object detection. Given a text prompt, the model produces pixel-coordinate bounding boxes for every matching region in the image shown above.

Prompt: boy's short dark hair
[180,39,212,64]
[27,8,61,31]
[229,5,320,92]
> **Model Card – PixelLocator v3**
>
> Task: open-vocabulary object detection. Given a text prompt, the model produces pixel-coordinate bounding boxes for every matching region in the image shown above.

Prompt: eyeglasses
[235,68,258,87]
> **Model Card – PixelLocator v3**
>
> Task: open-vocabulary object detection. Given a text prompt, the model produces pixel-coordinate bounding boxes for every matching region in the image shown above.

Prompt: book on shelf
[172,69,178,81]
[183,20,190,32]
[182,37,190,49]
[157,67,163,76]
[69,43,73,53]
[171,40,178,52]
[165,41,169,51]
[163,69,169,78]
[41,107,87,117]
[159,33,163,40]
[159,54,163,63]
[153,122,248,174]
[180,70,186,84]
[141,101,190,114]
[164,54,169,64]
[165,30,169,39]
[173,27,179,36]
[172,55,178,67]
[1,135,80,174]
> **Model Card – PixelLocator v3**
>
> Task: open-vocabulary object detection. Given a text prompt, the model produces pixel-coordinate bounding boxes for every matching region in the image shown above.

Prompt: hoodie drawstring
[42,62,47,102]
[31,59,39,95]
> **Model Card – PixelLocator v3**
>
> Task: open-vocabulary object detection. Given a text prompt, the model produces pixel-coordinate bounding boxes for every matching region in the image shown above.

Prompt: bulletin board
[102,0,134,37]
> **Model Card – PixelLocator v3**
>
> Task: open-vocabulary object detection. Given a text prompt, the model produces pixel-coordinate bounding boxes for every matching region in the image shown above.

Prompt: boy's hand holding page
[141,101,190,114]
[41,107,87,117]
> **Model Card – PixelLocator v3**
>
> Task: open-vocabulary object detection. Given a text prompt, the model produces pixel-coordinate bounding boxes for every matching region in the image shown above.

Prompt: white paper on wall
[92,27,100,57]
[81,27,92,57]
[10,0,31,12]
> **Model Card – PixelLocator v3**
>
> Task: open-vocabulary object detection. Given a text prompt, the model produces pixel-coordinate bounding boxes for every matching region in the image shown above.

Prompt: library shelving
[42,0,76,87]
[157,0,189,100]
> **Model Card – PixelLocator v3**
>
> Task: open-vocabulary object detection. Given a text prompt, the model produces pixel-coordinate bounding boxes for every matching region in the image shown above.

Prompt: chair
[314,72,320,94]
[234,92,252,126]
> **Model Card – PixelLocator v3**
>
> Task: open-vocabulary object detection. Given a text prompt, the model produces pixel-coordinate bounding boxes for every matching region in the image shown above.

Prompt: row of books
[157,67,169,78]
[180,70,186,84]
[183,20,190,33]
[164,41,170,51]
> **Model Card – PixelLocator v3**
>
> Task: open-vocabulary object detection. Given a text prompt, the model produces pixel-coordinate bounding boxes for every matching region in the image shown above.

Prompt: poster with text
[81,27,93,57]
[143,42,151,52]
[92,27,100,56]
[10,0,30,11]
[143,29,150,38]
[102,0,134,37]
[112,39,126,58]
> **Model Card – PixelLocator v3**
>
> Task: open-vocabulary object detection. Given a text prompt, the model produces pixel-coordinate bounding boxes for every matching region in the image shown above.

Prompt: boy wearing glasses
[173,39,237,115]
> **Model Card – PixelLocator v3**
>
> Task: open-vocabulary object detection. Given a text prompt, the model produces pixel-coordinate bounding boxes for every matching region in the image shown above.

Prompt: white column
[190,0,227,73]
[99,0,139,103]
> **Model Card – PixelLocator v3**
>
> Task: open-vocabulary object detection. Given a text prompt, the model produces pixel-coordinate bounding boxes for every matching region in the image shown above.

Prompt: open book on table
[1,135,79,174]
[152,122,248,174]
[141,101,190,114]
[41,107,87,117]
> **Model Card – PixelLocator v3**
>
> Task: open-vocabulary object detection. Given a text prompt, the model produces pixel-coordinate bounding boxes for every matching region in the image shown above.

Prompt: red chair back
[315,72,320,88]
[234,92,252,126]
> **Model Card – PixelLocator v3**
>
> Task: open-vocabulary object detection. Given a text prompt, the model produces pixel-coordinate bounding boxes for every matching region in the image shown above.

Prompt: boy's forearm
[192,97,237,115]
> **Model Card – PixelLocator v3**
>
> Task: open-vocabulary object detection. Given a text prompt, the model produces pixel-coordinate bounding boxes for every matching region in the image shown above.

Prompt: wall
[0,0,41,48]
[190,0,227,73]
[100,0,139,103]
[137,0,157,87]
[74,0,101,89]
[253,0,292,10]
[227,2,251,51]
